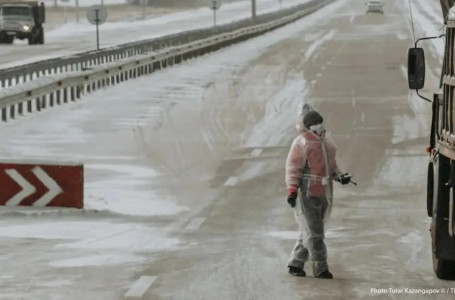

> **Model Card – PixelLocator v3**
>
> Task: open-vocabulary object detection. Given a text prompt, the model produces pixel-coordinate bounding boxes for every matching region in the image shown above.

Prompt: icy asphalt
[0,0,453,299]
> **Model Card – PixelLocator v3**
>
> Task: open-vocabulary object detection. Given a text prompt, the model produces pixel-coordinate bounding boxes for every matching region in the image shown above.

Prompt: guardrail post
[36,97,41,111]
[63,88,68,103]
[9,105,14,119]
[41,96,46,109]
[71,87,75,101]
[56,90,61,105]
[50,92,54,107]
[76,85,82,99]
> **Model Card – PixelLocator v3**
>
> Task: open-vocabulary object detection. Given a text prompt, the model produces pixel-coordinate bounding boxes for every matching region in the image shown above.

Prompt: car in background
[366,0,384,14]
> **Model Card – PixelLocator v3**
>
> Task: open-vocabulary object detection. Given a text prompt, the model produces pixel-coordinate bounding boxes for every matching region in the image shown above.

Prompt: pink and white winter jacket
[286,131,342,197]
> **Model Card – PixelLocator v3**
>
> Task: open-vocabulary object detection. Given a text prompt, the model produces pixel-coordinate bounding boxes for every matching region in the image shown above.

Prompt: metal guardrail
[0,0,325,89]
[0,0,334,122]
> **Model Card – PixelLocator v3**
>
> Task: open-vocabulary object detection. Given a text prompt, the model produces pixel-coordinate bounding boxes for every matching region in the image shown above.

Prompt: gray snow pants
[287,194,329,276]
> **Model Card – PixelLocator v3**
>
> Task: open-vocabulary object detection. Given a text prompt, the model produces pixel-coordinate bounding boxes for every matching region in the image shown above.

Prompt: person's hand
[338,173,351,185]
[287,185,298,208]
[287,192,297,208]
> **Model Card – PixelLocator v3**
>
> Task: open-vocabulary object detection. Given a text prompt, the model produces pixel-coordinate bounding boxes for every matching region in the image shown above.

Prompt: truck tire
[431,155,455,279]
[428,162,434,217]
[28,28,44,45]
[432,219,455,279]
[38,30,44,44]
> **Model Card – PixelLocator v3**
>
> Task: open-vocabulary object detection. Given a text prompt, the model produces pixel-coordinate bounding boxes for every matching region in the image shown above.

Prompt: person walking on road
[285,110,352,279]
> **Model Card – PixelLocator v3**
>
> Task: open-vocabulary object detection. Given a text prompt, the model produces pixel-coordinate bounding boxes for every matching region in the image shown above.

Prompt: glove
[287,192,297,208]
[338,173,351,185]
[287,185,298,208]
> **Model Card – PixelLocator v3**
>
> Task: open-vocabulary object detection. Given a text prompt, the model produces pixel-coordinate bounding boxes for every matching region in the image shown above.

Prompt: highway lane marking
[185,217,207,232]
[351,89,356,107]
[125,276,157,298]
[250,148,263,157]
[224,176,238,186]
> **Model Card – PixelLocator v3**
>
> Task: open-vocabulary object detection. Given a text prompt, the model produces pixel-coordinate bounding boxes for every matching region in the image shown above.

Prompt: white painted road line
[224,176,238,186]
[250,148,263,157]
[125,276,157,298]
[185,217,207,232]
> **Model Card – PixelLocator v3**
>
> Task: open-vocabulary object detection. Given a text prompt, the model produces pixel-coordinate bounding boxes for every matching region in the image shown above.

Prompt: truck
[407,0,455,280]
[0,0,44,45]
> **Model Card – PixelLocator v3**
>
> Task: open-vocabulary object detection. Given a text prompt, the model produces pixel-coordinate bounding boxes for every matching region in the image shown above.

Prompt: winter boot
[314,270,333,279]
[288,266,306,277]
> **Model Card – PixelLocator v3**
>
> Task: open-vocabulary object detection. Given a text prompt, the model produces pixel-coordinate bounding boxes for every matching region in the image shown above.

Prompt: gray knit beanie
[303,111,323,129]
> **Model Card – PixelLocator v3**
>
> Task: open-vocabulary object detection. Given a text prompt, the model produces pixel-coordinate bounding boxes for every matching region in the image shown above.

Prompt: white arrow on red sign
[5,167,63,207]
[31,167,63,206]
[4,169,35,206]
[0,162,83,208]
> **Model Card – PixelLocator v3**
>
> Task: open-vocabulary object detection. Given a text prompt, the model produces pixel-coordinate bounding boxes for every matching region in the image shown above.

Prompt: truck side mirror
[408,47,425,90]
[39,2,45,23]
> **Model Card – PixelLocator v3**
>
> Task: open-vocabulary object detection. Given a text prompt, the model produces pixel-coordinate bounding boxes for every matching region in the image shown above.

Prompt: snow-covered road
[0,0,312,68]
[0,0,452,299]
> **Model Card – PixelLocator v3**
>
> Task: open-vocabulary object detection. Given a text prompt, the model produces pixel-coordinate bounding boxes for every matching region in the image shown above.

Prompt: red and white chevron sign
[0,162,83,208]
